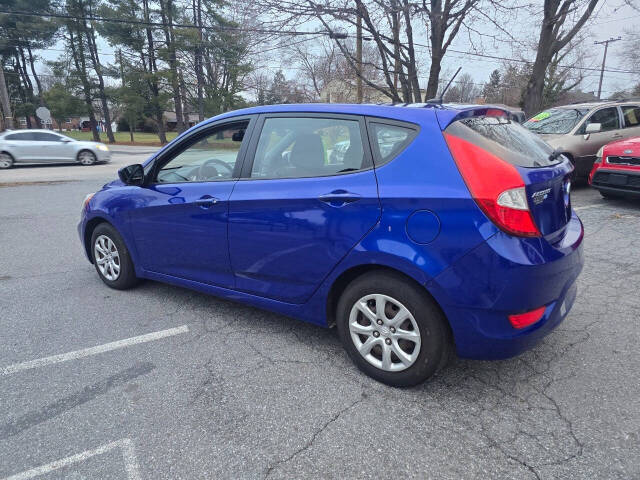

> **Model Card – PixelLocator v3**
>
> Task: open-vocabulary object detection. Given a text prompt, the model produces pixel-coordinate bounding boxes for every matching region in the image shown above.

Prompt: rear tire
[0,152,14,169]
[336,271,452,387]
[78,150,97,166]
[90,223,139,290]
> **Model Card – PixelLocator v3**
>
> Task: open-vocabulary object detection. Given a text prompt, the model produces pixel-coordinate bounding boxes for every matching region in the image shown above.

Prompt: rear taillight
[444,133,540,237]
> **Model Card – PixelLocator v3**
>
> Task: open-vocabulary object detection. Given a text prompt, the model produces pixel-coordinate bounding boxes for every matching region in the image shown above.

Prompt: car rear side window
[446,115,558,167]
[369,122,417,166]
[250,117,369,179]
[5,132,33,141]
[622,106,640,128]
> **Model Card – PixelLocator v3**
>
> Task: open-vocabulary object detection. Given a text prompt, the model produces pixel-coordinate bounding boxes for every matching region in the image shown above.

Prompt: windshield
[524,108,589,134]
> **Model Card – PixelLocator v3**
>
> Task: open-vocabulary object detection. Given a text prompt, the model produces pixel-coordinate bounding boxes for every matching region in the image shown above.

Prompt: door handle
[194,196,219,208]
[317,190,361,207]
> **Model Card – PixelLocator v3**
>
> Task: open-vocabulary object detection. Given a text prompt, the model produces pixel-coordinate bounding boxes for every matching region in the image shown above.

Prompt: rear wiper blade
[548,149,563,162]
[337,167,358,173]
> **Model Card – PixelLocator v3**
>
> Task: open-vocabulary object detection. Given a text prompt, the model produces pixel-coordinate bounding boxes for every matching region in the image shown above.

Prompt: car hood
[537,133,566,146]
[603,136,640,156]
[74,140,107,149]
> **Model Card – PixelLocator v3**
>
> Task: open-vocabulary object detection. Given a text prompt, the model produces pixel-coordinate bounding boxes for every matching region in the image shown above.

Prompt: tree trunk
[82,6,115,143]
[159,0,185,133]
[193,0,205,121]
[68,27,100,142]
[143,0,167,144]
[0,60,13,130]
[17,48,41,128]
[26,46,44,108]
[426,53,442,99]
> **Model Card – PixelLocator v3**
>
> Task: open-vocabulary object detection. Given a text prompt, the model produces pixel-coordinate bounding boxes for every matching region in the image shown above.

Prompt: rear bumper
[590,169,640,197]
[429,213,584,359]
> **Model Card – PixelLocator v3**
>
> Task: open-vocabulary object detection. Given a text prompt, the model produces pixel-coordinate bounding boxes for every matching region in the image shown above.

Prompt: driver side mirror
[118,164,145,186]
[585,122,601,134]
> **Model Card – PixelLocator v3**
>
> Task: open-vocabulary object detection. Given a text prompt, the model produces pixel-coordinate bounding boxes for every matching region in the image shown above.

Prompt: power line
[2,10,639,76]
[0,9,331,37]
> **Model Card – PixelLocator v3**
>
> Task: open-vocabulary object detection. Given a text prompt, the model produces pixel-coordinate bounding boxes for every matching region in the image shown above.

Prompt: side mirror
[61,138,72,143]
[585,122,601,134]
[118,164,145,186]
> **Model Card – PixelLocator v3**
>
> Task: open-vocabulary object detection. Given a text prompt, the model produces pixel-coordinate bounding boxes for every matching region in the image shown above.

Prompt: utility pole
[355,0,363,103]
[595,37,621,100]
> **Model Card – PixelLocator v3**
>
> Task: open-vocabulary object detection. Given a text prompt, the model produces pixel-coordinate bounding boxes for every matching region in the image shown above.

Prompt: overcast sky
[36,0,640,101]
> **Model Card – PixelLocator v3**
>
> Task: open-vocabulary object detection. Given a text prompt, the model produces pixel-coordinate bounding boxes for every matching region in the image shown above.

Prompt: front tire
[0,152,14,169]
[91,223,139,290]
[336,271,452,387]
[78,150,97,166]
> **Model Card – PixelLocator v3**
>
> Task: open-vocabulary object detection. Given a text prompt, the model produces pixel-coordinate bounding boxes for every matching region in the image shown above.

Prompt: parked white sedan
[0,130,111,169]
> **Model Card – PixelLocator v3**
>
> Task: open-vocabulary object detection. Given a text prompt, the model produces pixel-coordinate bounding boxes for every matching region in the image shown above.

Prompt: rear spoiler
[435,106,511,130]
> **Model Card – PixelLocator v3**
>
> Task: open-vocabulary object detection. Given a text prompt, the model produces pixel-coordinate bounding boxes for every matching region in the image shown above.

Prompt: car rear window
[445,116,559,168]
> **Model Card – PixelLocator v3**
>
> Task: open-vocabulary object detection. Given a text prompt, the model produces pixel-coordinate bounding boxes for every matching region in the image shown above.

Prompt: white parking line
[0,325,189,376]
[1,438,141,480]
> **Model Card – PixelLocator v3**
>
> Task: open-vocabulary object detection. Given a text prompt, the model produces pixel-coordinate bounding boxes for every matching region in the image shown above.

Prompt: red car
[589,137,640,198]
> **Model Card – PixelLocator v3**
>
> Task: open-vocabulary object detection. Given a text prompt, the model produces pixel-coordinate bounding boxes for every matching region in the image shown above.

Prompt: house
[320,78,429,104]
[163,112,201,131]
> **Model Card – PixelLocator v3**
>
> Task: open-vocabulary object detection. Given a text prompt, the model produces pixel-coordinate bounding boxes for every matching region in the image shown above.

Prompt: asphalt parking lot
[1,147,639,479]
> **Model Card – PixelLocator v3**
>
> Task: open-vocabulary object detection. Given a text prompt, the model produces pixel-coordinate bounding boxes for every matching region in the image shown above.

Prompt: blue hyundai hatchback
[78,103,584,386]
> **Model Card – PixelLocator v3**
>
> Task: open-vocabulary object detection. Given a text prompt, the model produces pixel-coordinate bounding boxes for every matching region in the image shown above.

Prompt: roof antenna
[427,66,462,105]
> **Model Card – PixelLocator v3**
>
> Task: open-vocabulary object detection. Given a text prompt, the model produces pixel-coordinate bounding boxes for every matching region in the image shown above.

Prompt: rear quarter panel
[369,109,498,283]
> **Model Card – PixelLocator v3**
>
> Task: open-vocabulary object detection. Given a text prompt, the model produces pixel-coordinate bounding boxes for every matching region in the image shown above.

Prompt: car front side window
[578,107,620,133]
[250,117,368,179]
[155,121,248,184]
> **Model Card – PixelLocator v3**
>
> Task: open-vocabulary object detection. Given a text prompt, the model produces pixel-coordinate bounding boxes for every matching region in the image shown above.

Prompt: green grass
[63,131,178,145]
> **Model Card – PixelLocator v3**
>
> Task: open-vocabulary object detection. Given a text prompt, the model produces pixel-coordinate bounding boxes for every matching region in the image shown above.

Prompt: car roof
[553,99,640,110]
[1,129,62,134]
[206,102,509,130]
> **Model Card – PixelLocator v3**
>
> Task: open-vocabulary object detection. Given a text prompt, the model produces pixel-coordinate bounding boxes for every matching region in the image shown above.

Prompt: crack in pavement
[263,391,367,479]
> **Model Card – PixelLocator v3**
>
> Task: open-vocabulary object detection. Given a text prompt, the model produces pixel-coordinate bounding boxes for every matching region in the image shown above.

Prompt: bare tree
[419,0,480,99]
[522,0,599,116]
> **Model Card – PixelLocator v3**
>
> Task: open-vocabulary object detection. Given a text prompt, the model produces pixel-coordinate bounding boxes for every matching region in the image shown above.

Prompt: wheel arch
[325,264,452,341]
[77,148,96,162]
[83,216,112,263]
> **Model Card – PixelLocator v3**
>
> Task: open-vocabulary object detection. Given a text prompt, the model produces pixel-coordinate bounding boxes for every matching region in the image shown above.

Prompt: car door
[620,105,640,139]
[3,132,38,161]
[227,113,381,304]
[127,118,254,288]
[574,106,623,176]
[32,132,71,162]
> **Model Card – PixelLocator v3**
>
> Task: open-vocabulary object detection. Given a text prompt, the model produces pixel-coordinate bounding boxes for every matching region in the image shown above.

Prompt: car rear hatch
[439,108,573,240]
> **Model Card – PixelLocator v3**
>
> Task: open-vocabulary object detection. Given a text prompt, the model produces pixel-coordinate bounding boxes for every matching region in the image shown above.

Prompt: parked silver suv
[0,129,111,169]
[524,100,640,179]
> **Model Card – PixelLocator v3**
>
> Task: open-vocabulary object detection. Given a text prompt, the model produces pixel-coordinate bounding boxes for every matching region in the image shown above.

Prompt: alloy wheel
[94,235,121,281]
[79,151,96,165]
[348,293,421,372]
[0,153,13,169]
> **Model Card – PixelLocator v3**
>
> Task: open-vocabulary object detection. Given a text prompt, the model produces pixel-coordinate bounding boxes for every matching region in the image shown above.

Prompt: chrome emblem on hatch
[623,149,633,154]
[531,188,551,205]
